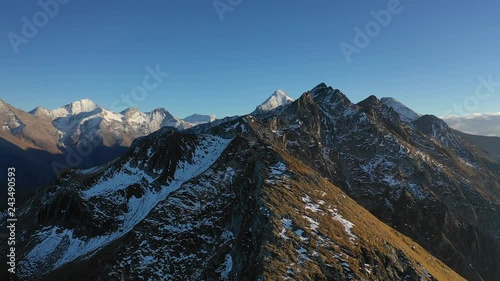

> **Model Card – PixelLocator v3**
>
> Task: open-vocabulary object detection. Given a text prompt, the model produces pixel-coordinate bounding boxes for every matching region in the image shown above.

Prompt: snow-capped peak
[253,90,294,114]
[64,99,99,114]
[381,97,421,123]
[45,98,100,119]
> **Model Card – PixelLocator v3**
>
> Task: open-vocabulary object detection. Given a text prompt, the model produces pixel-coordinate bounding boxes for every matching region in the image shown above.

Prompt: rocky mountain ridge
[2,83,499,280]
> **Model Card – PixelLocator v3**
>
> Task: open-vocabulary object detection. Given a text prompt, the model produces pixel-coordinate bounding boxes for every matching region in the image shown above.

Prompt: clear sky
[1,0,499,119]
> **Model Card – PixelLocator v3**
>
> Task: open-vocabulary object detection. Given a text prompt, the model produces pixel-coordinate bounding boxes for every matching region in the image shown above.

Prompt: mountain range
[0,88,294,156]
[380,98,500,161]
[0,90,296,205]
[441,113,500,137]
[0,98,220,205]
[1,83,499,280]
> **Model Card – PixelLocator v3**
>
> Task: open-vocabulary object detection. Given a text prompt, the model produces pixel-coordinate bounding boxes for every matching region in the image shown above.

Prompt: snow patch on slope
[216,254,233,280]
[328,207,356,243]
[381,97,421,123]
[81,162,155,198]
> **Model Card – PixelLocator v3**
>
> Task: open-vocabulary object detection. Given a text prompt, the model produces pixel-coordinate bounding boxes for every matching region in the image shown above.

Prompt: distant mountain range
[252,90,294,115]
[441,113,500,137]
[1,92,499,206]
[0,91,296,206]
[0,98,217,205]
[377,98,500,138]
[0,89,295,158]
[3,83,499,280]
[379,97,500,160]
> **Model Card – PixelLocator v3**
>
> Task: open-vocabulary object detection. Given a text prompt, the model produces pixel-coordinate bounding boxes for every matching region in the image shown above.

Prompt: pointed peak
[380,97,402,104]
[271,89,289,97]
[29,106,50,116]
[413,114,450,133]
[308,83,351,107]
[267,89,293,102]
[311,82,328,92]
[148,108,174,117]
[309,83,340,99]
[253,89,294,114]
[380,97,421,123]
[31,105,47,110]
[357,95,380,110]
[309,82,336,96]
[364,95,380,103]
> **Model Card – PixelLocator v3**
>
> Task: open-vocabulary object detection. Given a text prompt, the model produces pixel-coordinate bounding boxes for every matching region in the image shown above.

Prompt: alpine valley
[1,84,499,281]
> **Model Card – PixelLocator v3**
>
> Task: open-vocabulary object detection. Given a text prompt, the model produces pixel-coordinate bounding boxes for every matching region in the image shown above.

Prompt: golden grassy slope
[261,151,465,281]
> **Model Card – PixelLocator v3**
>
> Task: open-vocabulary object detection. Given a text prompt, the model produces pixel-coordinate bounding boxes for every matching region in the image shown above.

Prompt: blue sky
[1,0,499,118]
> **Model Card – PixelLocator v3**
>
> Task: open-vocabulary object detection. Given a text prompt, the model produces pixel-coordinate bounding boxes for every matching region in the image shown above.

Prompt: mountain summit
[4,83,499,281]
[380,97,421,123]
[29,99,102,119]
[252,89,294,114]
[54,98,100,118]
